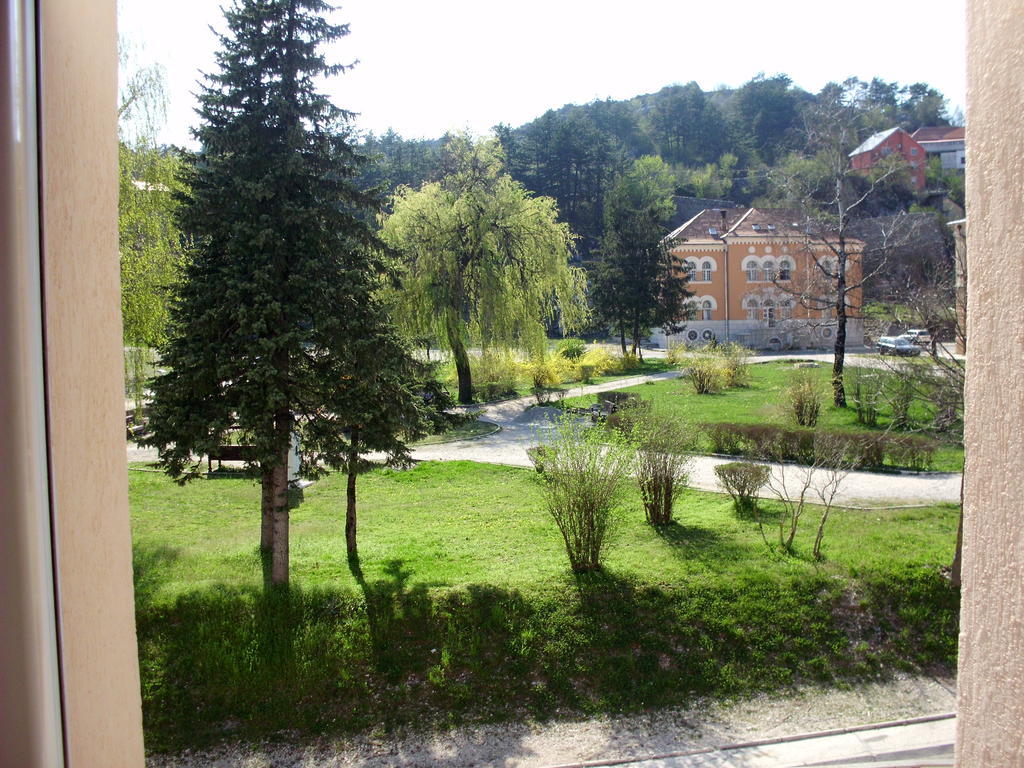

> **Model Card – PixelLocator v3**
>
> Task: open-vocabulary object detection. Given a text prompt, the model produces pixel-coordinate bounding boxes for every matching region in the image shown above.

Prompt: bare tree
[768,87,919,407]
[762,434,852,558]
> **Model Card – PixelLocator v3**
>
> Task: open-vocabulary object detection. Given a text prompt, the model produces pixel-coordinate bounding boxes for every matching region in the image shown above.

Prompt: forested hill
[358,75,953,259]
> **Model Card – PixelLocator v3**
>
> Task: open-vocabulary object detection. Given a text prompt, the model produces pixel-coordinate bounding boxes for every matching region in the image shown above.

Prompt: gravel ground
[146,674,956,768]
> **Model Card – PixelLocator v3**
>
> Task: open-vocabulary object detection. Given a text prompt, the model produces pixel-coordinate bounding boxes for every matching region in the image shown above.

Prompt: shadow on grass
[132,542,181,609]
[135,560,958,754]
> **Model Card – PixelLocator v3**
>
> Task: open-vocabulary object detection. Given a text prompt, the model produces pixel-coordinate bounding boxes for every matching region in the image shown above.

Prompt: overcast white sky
[118,0,967,148]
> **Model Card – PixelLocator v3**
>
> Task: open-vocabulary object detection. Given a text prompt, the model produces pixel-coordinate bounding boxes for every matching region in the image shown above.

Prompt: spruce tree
[145,0,432,585]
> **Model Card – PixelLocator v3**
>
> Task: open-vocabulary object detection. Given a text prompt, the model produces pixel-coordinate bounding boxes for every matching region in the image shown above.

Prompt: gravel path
[146,673,956,768]
[129,356,962,507]
[411,364,961,508]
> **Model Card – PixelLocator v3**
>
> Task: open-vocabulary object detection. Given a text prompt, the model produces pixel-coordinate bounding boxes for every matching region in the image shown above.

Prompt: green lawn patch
[411,418,500,445]
[132,461,959,752]
[559,361,964,472]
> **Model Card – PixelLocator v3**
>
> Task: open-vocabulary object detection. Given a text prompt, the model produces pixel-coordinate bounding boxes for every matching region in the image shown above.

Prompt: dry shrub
[621,404,695,525]
[719,342,751,388]
[530,418,632,572]
[684,353,722,394]
[787,370,822,427]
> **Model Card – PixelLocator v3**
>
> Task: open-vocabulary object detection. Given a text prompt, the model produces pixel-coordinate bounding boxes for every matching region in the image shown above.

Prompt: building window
[781,300,793,319]
[763,300,776,328]
[701,261,713,282]
[745,298,759,320]
[745,261,759,281]
[702,329,715,341]
[763,260,776,281]
[911,147,918,156]
[779,260,792,280]
[701,300,712,321]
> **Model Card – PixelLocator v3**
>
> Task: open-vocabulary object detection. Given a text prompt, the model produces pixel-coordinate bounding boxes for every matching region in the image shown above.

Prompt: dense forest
[358,74,959,261]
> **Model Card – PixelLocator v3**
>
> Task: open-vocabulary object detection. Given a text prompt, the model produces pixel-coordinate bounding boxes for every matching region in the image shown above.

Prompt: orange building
[652,207,864,350]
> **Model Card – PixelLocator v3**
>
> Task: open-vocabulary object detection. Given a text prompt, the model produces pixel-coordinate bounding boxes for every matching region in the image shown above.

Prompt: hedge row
[703,422,937,470]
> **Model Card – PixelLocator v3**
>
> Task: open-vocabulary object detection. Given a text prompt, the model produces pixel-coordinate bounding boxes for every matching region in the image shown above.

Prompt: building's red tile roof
[912,126,965,142]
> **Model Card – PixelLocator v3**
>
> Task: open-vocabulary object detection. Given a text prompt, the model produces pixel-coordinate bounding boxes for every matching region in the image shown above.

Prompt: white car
[901,329,932,347]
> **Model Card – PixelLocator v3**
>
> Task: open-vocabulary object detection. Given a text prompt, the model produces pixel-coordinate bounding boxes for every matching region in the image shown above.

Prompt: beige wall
[957,0,1024,764]
[40,0,146,764]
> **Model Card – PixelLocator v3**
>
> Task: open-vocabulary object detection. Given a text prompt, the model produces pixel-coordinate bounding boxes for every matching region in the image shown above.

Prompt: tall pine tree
[145,0,432,584]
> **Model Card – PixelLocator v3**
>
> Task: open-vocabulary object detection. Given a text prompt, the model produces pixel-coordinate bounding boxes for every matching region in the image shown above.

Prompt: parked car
[901,328,932,347]
[877,335,923,356]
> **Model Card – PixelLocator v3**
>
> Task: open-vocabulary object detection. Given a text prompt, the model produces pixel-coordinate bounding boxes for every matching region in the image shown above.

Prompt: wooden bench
[207,444,256,473]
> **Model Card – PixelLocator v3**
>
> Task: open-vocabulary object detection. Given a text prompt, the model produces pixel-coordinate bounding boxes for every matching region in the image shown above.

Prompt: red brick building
[848,127,926,190]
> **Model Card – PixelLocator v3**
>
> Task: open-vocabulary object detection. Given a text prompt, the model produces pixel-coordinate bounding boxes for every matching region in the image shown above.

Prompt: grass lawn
[411,418,499,445]
[132,461,959,752]
[559,361,964,472]
[437,354,674,404]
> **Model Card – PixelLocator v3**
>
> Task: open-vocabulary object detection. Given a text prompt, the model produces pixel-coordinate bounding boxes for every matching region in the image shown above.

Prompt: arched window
[778,260,792,281]
[780,299,793,319]
[701,261,713,283]
[701,300,712,321]
[763,299,776,328]
[745,260,759,282]
[763,260,776,281]
[745,297,759,320]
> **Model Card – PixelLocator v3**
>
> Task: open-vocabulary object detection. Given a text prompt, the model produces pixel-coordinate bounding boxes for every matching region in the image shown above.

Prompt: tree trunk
[446,312,473,404]
[260,463,274,552]
[346,431,360,560]
[270,410,293,586]
[619,322,627,356]
[832,251,848,408]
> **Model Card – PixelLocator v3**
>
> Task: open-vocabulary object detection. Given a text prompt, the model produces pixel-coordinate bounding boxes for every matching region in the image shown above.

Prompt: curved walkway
[412,368,961,508]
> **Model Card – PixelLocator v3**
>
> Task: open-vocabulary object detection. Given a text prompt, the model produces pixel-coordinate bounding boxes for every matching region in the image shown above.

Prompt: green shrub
[850,370,882,427]
[620,352,642,371]
[579,347,619,376]
[684,353,722,394]
[469,348,522,401]
[886,365,917,430]
[556,338,586,360]
[524,353,566,390]
[719,342,751,388]
[714,462,770,517]
[530,418,633,572]
[787,370,822,427]
[628,406,695,526]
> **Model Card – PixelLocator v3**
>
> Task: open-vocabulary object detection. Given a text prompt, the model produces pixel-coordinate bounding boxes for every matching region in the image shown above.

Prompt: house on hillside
[650,207,864,351]
[911,126,966,170]
[848,127,926,190]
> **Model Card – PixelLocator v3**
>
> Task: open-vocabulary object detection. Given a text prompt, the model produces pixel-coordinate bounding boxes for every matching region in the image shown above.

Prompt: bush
[885,364,917,430]
[530,418,633,572]
[665,341,689,365]
[469,348,522,401]
[619,352,642,371]
[684,353,722,394]
[699,423,937,471]
[849,370,883,427]
[787,371,822,427]
[628,406,695,525]
[714,462,770,517]
[719,342,751,388]
[579,347,620,376]
[523,352,567,390]
[556,338,586,360]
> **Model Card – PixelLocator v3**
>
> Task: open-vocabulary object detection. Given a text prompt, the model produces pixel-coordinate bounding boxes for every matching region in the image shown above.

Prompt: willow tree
[380,135,588,403]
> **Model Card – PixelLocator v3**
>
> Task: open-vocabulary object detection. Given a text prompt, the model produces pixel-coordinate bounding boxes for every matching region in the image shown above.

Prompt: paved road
[129,355,962,507]
[411,364,961,508]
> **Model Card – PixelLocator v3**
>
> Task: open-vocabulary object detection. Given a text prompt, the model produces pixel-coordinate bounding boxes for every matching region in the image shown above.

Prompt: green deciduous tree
[380,134,589,404]
[590,156,692,355]
[118,46,186,419]
[144,0,431,585]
